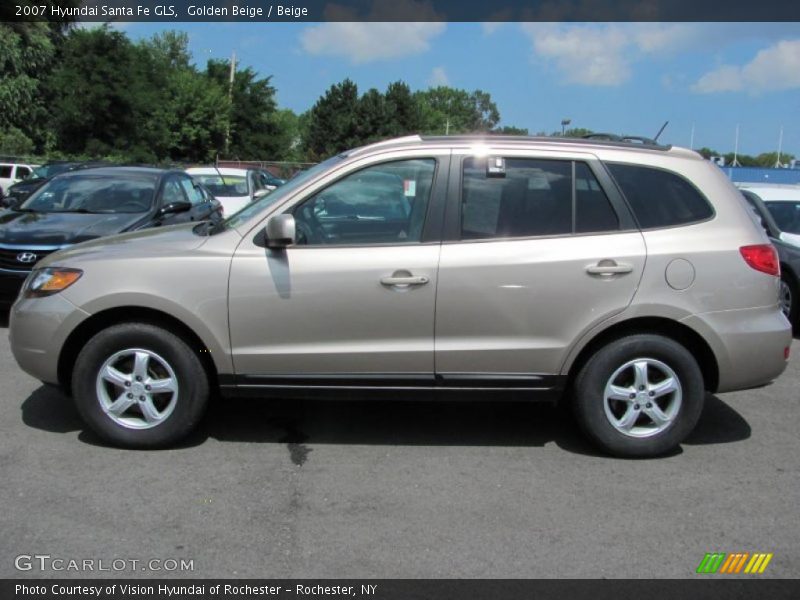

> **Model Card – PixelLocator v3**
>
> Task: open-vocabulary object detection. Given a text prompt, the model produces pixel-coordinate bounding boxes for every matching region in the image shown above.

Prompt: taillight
[740,244,780,276]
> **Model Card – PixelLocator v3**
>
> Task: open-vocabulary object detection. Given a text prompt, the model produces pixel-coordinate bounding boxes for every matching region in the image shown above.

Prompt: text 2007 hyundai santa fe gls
[9,135,792,457]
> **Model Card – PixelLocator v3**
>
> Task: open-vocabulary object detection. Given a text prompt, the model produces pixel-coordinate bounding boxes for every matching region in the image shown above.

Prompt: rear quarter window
[607,163,713,229]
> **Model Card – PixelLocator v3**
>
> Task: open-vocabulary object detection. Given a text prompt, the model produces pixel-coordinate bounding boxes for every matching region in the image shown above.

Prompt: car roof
[737,184,800,201]
[186,167,250,176]
[342,133,703,161]
[56,166,171,179]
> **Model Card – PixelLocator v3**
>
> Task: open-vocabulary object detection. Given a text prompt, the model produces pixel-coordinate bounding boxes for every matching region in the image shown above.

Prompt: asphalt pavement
[1,310,798,579]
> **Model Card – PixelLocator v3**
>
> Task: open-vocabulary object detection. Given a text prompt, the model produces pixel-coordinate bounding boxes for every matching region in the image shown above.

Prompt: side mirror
[159,201,192,216]
[253,188,271,201]
[265,214,295,249]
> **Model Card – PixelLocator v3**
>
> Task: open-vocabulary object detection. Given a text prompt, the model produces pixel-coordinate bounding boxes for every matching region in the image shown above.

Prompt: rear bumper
[681,305,791,393]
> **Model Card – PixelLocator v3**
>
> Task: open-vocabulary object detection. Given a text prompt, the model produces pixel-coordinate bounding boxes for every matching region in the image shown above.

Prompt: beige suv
[9,135,792,456]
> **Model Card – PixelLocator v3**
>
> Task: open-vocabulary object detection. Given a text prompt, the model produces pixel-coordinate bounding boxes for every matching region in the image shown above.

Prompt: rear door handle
[380,274,430,286]
[586,261,634,275]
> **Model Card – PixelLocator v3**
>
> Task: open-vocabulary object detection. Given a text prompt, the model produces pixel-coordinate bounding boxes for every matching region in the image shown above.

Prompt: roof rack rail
[418,134,672,151]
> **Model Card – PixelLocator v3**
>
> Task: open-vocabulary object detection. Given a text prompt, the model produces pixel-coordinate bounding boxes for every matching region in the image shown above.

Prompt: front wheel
[572,334,704,458]
[72,323,210,448]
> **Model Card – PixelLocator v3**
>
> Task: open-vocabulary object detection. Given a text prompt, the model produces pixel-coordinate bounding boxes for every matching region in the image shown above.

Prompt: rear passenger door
[434,150,646,384]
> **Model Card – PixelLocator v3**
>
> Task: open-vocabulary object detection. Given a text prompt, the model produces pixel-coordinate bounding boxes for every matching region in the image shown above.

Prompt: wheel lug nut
[124,381,131,387]
[135,376,142,381]
[639,385,645,391]
[127,393,133,399]
[634,404,640,410]
[629,393,636,399]
[646,403,652,408]
[649,391,655,397]
[139,396,145,401]
[145,385,151,391]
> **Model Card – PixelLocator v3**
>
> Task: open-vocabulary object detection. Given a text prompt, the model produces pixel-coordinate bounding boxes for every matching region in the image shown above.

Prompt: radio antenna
[654,121,669,142]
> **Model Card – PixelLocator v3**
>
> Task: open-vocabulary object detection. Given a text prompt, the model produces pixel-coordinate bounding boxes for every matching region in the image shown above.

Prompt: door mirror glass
[265,214,296,248]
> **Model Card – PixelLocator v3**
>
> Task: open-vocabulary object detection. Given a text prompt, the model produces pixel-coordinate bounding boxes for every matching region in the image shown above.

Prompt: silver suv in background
[9,135,791,457]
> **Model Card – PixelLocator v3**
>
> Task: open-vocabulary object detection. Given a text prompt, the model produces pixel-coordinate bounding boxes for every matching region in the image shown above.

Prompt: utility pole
[732,124,740,167]
[775,125,784,168]
[224,51,236,157]
[689,123,695,150]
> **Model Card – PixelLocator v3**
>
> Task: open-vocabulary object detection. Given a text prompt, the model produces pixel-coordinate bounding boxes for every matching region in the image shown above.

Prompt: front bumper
[0,270,28,306]
[9,293,91,385]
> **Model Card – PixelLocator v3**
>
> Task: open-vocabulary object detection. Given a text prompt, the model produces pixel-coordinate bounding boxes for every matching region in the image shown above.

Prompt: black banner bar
[3,580,800,600]
[3,0,799,23]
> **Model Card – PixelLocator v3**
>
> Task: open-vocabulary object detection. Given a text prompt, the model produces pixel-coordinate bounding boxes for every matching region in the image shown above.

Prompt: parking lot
[0,309,798,579]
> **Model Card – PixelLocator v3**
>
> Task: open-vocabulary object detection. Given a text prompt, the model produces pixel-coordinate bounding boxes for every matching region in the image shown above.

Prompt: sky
[120,21,800,157]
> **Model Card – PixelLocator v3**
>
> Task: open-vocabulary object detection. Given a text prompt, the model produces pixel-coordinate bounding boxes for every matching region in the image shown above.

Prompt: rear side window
[607,163,713,229]
[0,166,12,178]
[461,157,619,239]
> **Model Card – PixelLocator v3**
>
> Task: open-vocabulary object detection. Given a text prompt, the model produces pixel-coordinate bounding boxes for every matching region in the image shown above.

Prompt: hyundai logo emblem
[16,252,37,264]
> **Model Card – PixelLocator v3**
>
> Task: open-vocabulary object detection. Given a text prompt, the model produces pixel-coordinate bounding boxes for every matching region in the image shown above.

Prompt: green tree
[305,79,361,160]
[384,81,420,136]
[356,88,388,144]
[206,59,281,159]
[492,126,529,135]
[415,87,500,134]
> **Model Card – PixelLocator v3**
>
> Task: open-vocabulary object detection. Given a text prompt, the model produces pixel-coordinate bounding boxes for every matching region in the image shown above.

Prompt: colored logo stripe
[696,552,773,574]
[697,553,726,574]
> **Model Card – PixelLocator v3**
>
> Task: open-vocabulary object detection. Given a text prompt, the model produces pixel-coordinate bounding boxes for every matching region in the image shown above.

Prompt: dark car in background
[1,161,111,209]
[0,167,222,306]
[741,189,800,328]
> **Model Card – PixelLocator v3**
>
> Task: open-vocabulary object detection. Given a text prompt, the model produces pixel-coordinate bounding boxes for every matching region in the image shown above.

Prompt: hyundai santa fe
[8,135,792,457]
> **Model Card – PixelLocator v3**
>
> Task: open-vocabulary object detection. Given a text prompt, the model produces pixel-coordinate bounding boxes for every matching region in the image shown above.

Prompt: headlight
[23,267,83,298]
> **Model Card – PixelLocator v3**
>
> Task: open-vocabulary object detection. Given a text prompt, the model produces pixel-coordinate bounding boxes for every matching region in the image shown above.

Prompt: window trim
[445,155,635,244]
[276,155,449,249]
[603,161,717,231]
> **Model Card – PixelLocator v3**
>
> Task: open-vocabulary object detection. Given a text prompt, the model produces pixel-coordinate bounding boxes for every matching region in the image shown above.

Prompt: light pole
[561,118,571,136]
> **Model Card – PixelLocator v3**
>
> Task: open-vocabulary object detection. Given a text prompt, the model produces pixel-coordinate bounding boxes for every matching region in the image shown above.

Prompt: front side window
[179,177,204,205]
[16,166,31,179]
[292,158,436,246]
[607,163,713,229]
[461,157,618,239]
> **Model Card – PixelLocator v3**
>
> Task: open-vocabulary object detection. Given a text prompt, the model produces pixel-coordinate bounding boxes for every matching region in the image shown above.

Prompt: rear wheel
[72,323,209,448]
[573,334,704,458]
[779,274,797,328]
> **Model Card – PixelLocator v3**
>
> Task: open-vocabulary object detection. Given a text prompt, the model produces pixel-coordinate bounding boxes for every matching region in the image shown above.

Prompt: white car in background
[737,183,800,247]
[186,167,274,216]
[0,162,39,195]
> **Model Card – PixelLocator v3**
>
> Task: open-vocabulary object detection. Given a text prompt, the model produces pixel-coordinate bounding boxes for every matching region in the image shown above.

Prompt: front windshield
[20,174,156,214]
[31,163,75,179]
[192,174,249,198]
[765,201,800,235]
[213,156,342,233]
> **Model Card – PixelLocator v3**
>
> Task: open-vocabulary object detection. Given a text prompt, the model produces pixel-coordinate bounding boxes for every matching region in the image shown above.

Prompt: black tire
[72,322,209,449]
[572,334,704,458]
[780,274,798,330]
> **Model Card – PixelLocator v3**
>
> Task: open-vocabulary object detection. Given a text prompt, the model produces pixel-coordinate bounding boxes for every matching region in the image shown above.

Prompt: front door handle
[380,273,430,286]
[586,260,634,275]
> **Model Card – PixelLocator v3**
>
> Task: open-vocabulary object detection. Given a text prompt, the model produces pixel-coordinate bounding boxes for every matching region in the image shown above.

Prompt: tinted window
[575,162,619,233]
[765,201,800,235]
[21,174,156,213]
[461,158,618,239]
[16,166,31,179]
[0,166,12,178]
[293,159,436,246]
[607,163,713,229]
